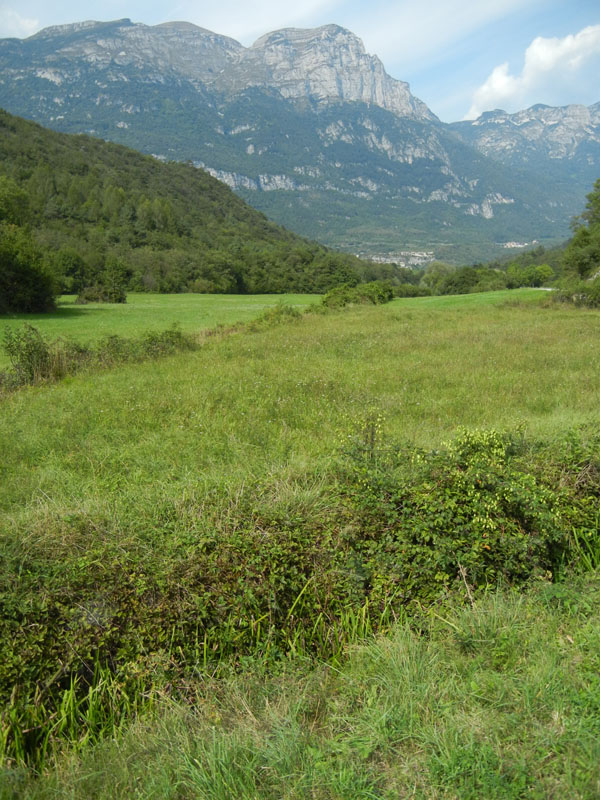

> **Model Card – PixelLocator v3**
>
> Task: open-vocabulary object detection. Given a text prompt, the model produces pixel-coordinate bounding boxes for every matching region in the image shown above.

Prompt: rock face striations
[0,18,597,260]
[237,25,436,120]
[452,103,600,185]
[3,19,432,118]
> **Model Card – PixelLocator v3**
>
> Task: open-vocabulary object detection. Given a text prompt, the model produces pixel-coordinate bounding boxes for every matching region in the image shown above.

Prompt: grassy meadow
[2,288,600,795]
[3,289,600,511]
[0,293,317,369]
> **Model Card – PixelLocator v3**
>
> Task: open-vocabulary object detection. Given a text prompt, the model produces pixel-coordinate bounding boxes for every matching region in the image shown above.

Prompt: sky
[0,0,598,121]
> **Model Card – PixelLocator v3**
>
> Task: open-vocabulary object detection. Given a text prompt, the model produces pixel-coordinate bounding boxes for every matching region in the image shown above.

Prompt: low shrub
[554,276,600,308]
[76,284,127,304]
[1,422,598,767]
[2,324,53,384]
[321,281,394,308]
[248,302,302,330]
[1,323,195,389]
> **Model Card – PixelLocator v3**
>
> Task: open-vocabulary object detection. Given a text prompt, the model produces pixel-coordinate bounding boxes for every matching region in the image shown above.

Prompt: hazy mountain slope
[451,103,600,188]
[0,109,367,293]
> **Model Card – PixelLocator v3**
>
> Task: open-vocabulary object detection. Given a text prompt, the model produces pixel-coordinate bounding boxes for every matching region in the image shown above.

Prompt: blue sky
[0,0,598,121]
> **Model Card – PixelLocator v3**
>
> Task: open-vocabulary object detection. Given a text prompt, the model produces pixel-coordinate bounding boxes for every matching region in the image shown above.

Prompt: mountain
[0,19,594,262]
[2,19,434,121]
[0,108,370,293]
[451,103,600,191]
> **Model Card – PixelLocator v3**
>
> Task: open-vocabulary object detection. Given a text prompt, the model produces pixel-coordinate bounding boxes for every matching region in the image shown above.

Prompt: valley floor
[1,289,599,796]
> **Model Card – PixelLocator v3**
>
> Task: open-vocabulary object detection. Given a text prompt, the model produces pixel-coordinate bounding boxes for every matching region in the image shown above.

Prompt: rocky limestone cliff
[231,25,436,120]
[452,103,600,166]
[3,18,432,120]
[0,19,591,260]
[17,19,243,85]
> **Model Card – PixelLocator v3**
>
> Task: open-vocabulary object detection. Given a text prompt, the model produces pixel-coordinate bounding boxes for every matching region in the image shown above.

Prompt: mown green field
[0,292,317,368]
[2,289,600,796]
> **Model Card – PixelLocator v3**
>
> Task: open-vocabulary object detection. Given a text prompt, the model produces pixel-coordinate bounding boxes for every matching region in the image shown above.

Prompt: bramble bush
[340,426,573,605]
[1,419,599,766]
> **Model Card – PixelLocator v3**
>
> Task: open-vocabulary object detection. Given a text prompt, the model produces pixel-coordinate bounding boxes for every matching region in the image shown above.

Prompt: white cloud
[466,24,600,118]
[342,0,535,74]
[168,0,532,54]
[0,7,39,38]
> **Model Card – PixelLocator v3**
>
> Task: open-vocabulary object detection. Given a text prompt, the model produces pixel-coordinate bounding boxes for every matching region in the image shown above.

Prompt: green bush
[340,426,574,605]
[554,277,600,308]
[437,266,508,295]
[248,302,302,329]
[0,225,56,313]
[94,325,196,366]
[321,281,394,308]
[393,283,431,298]
[2,324,52,384]
[76,284,127,304]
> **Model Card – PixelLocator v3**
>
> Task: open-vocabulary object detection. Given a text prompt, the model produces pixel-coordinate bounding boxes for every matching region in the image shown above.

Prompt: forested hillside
[0,109,374,301]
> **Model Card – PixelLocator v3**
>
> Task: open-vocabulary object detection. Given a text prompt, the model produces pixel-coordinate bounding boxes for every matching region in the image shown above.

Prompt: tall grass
[0,663,157,771]
[1,292,600,777]
[8,573,600,799]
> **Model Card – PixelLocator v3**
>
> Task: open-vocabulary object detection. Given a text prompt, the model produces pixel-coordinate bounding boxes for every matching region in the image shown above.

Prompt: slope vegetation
[0,109,369,294]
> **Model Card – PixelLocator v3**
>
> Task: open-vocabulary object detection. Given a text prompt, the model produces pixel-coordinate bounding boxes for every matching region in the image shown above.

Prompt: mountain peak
[154,21,205,33]
[245,23,435,120]
[251,24,357,49]
[27,18,134,41]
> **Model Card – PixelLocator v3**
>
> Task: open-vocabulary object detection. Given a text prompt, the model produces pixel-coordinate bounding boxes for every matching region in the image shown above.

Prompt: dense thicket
[409,238,570,297]
[0,223,56,313]
[0,109,375,296]
[562,178,600,280]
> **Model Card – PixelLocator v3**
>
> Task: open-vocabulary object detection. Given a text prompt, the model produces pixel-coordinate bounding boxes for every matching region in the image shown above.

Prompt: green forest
[0,109,387,312]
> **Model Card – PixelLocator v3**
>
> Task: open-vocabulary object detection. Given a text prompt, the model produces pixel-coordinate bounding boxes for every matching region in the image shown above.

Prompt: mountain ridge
[451,101,600,188]
[0,19,597,261]
[5,18,432,121]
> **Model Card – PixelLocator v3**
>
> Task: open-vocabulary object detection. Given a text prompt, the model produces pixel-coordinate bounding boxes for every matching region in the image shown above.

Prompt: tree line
[0,110,386,312]
[1,108,598,313]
